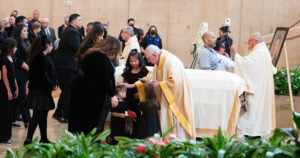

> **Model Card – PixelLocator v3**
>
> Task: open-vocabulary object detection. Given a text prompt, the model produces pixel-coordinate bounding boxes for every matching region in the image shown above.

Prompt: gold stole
[135,52,194,138]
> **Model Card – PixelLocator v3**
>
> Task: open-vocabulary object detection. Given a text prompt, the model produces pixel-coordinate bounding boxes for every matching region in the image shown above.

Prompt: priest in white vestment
[231,32,276,137]
[120,26,141,60]
[122,45,196,140]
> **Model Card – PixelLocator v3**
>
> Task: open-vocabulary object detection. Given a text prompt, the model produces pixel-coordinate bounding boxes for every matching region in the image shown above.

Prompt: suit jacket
[40,27,57,43]
[53,25,83,72]
[58,24,66,39]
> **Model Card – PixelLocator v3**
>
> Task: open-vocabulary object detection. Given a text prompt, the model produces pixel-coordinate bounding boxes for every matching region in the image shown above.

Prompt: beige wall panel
[1,0,300,66]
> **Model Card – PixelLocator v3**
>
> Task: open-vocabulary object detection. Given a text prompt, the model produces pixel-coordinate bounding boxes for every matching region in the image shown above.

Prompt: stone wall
[1,0,300,67]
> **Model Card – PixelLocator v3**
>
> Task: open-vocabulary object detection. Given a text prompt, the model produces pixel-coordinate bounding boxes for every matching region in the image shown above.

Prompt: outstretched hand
[230,45,237,56]
[120,83,136,89]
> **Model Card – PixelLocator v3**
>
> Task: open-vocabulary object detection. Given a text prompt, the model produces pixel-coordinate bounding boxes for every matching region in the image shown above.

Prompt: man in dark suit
[58,16,69,39]
[53,14,83,123]
[5,15,16,37]
[40,18,56,43]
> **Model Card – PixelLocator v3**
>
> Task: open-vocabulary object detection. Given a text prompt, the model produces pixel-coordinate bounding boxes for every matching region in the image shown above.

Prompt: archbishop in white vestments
[231,32,276,137]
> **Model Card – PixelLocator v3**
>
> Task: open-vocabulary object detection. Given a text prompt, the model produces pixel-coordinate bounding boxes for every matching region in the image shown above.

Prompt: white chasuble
[234,42,276,136]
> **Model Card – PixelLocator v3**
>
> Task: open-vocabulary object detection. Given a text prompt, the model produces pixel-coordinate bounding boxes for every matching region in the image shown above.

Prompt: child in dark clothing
[108,86,136,145]
[121,50,149,138]
[24,36,57,145]
[0,38,18,144]
[136,84,161,139]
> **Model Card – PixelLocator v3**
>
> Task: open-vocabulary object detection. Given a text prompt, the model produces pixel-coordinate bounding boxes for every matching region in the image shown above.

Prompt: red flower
[136,145,146,152]
[166,134,176,141]
[148,138,156,144]
[155,140,168,146]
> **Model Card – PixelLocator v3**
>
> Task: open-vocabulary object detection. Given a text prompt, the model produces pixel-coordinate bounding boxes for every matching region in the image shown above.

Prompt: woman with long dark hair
[24,36,56,145]
[76,23,105,67]
[68,35,120,135]
[12,24,31,128]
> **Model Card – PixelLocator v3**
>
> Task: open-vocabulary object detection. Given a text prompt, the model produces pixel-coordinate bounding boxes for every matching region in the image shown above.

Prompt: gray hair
[64,16,69,22]
[251,32,263,43]
[124,26,134,36]
[146,45,161,56]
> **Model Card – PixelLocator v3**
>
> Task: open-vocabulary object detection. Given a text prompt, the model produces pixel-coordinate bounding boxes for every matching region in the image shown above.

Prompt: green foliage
[6,116,300,158]
[274,67,300,96]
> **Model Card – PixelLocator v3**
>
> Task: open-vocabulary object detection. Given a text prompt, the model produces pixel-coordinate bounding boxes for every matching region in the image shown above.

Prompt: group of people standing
[0,10,165,145]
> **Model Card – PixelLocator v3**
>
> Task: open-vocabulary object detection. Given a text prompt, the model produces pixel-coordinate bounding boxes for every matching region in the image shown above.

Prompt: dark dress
[24,53,57,143]
[27,53,57,111]
[121,70,148,137]
[68,51,116,135]
[0,58,16,142]
[13,39,31,123]
[136,102,161,139]
[110,100,128,144]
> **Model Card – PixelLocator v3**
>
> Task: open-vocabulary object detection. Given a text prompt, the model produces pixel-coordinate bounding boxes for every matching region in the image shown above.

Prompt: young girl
[121,49,149,137]
[109,86,132,145]
[136,84,161,139]
[24,36,57,145]
[0,38,18,144]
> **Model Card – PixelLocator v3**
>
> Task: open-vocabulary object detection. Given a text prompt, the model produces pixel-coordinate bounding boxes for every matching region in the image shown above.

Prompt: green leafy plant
[274,67,300,96]
[6,113,300,158]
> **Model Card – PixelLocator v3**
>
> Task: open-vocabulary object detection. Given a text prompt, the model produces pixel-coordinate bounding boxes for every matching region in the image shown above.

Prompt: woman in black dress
[68,36,120,135]
[12,24,31,127]
[24,36,56,145]
[136,84,161,139]
[0,38,18,144]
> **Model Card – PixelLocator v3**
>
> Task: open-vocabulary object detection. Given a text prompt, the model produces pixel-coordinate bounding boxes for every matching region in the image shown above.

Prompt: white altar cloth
[114,66,248,137]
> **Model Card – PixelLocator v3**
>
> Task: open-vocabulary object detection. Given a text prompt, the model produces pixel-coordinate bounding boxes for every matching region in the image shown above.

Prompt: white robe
[234,42,276,136]
[122,36,140,60]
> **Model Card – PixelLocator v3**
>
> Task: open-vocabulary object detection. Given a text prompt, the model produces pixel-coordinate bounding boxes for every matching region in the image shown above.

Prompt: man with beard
[195,31,220,70]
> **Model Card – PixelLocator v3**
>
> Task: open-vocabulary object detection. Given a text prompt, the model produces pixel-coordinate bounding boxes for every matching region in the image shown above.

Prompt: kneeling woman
[68,35,120,135]
[24,36,57,145]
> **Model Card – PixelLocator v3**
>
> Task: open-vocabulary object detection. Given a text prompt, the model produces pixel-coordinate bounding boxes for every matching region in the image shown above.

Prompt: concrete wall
[1,0,300,67]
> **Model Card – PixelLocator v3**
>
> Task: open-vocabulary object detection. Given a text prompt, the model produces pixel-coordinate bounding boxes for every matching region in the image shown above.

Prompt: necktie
[46,29,50,36]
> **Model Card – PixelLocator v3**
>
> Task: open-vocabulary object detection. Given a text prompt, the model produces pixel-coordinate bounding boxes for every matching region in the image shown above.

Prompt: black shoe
[12,122,21,127]
[16,115,23,121]
[24,122,29,128]
[53,115,66,123]
[244,135,261,139]
[24,139,32,145]
[40,139,52,144]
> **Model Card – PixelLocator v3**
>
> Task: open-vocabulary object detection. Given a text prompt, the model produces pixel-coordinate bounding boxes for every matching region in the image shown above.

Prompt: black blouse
[0,58,16,93]
[28,53,57,93]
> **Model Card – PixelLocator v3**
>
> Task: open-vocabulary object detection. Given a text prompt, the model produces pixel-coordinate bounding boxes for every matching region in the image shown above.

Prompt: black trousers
[15,78,31,123]
[54,69,76,119]
[26,110,49,141]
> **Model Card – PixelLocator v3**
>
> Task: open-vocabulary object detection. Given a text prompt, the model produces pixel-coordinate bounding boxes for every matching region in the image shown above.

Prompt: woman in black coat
[68,36,120,135]
[12,24,31,127]
[75,22,106,68]
[24,36,57,145]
